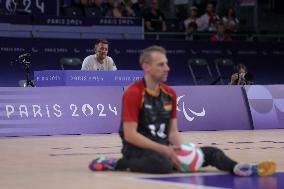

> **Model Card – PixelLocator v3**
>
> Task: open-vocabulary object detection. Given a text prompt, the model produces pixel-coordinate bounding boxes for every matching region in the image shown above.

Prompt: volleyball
[174,143,204,172]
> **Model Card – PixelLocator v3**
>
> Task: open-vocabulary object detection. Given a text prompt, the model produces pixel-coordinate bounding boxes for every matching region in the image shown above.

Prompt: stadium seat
[188,58,213,85]
[60,57,82,70]
[18,80,34,87]
[64,7,84,17]
[214,58,234,84]
[165,19,183,32]
[84,7,101,18]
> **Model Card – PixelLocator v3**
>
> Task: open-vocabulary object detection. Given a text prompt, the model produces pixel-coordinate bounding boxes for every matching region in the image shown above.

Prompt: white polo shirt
[81,54,117,71]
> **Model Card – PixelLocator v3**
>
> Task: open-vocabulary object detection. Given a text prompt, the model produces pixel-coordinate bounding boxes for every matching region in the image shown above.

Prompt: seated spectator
[123,0,136,17]
[229,64,253,85]
[143,0,167,32]
[184,6,199,31]
[198,2,220,32]
[210,22,232,42]
[185,22,198,40]
[106,0,125,17]
[222,7,239,33]
[81,39,117,71]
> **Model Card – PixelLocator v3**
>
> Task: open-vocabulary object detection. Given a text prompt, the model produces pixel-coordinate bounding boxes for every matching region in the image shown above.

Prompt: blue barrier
[2,85,283,137]
[34,70,144,86]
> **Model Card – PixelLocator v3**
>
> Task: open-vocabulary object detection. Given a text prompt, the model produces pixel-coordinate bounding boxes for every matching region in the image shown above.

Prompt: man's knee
[122,150,174,174]
[148,156,173,174]
[201,146,224,166]
[202,146,223,156]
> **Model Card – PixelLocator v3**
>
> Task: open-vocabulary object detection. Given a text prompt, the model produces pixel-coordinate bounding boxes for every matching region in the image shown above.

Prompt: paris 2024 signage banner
[0,85,253,137]
[174,86,251,131]
[244,85,284,129]
[0,86,123,136]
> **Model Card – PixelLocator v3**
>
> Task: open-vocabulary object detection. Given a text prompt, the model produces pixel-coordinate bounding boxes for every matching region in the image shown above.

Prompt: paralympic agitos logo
[177,95,206,122]
[5,0,17,12]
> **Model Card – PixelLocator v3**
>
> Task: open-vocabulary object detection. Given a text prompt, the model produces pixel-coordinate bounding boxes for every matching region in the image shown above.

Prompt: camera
[239,72,254,84]
[17,53,34,87]
[19,53,31,64]
[233,64,254,85]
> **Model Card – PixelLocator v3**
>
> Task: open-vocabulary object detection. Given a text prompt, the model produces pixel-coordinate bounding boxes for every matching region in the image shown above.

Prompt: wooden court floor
[0,129,283,189]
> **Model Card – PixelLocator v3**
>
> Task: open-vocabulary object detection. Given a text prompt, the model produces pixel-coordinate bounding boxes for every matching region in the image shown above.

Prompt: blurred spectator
[81,39,117,70]
[123,0,136,17]
[198,2,220,31]
[106,0,125,17]
[229,64,253,85]
[132,0,147,18]
[210,22,232,42]
[185,22,198,40]
[143,0,166,32]
[184,6,199,31]
[222,7,239,33]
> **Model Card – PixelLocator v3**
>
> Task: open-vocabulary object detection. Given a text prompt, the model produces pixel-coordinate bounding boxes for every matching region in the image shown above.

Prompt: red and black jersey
[119,79,177,152]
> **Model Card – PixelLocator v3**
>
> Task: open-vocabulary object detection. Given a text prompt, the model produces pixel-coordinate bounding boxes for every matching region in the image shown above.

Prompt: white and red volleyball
[174,143,204,172]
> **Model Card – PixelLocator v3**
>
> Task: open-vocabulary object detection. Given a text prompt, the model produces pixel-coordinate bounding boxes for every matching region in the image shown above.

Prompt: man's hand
[160,145,184,172]
[230,73,239,84]
[239,72,245,79]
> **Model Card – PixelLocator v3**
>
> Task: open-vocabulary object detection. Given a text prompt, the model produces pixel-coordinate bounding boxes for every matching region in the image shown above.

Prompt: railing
[143,32,284,42]
[0,14,283,42]
[1,26,284,42]
[250,34,284,42]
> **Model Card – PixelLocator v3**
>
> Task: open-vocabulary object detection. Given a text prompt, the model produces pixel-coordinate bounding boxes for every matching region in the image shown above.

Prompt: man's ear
[94,45,97,53]
[141,63,149,71]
